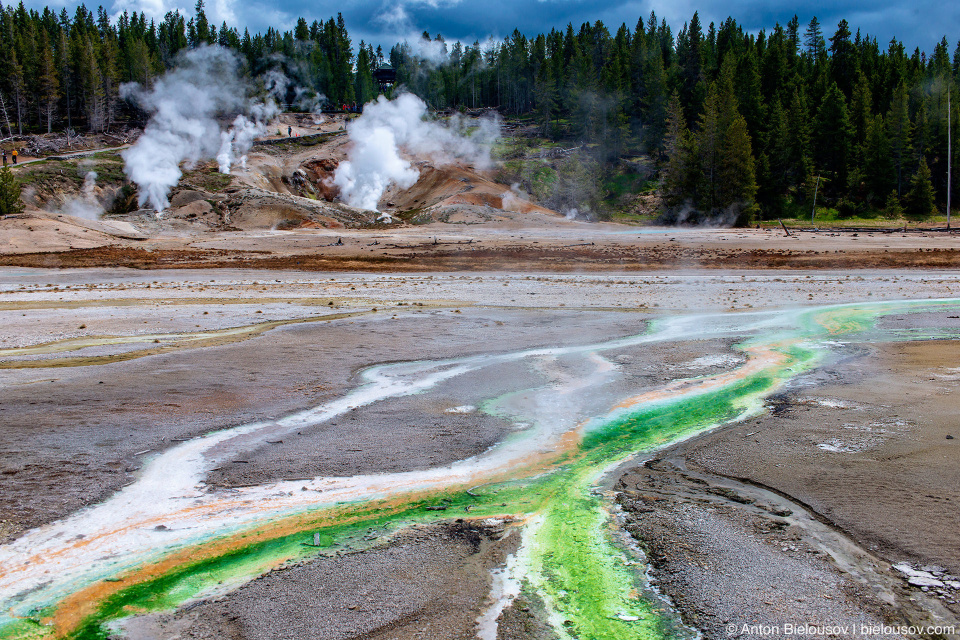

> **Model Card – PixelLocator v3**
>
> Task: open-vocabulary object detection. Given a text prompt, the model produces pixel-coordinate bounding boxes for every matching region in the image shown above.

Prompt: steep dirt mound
[169,189,212,208]
[381,163,560,220]
[223,188,373,230]
[230,201,331,230]
[160,189,228,228]
[165,200,223,227]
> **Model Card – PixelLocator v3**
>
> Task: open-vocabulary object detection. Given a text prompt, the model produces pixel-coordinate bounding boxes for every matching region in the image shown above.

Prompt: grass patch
[179,165,234,193]
[258,132,343,154]
[14,153,127,194]
[14,160,86,189]
[759,195,955,228]
[394,208,432,224]
[602,172,646,201]
[609,210,659,224]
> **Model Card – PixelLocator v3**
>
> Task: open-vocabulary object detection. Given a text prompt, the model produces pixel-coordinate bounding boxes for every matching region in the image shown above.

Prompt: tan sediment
[613,344,788,411]
[0,311,374,369]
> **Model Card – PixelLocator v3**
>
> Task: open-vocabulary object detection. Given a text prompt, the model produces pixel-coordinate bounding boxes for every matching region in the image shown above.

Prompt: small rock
[908,576,944,588]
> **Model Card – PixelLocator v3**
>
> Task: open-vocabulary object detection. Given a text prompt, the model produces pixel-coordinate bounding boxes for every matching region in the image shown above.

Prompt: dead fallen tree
[539,145,583,159]
[20,130,140,157]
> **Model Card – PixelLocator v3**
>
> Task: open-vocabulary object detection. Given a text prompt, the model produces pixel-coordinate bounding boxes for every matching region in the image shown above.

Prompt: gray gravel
[117,520,520,640]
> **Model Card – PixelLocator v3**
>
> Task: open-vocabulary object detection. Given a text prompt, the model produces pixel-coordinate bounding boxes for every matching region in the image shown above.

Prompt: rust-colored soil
[2,243,958,272]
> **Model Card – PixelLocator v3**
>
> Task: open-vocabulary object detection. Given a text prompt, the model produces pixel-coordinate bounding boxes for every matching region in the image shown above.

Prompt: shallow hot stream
[1,299,959,639]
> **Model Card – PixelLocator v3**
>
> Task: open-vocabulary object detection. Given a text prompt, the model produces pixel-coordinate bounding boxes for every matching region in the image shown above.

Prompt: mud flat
[1,268,960,639]
[3,219,960,273]
[617,331,960,637]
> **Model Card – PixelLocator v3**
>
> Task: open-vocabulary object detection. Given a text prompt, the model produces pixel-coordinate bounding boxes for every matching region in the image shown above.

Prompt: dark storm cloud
[321,0,957,54]
[21,0,958,53]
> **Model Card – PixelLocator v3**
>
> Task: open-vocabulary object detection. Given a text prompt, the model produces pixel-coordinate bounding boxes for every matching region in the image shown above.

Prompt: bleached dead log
[0,91,12,139]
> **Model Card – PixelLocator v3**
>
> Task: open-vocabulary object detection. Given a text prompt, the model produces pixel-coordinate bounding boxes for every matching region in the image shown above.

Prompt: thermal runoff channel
[1,299,959,640]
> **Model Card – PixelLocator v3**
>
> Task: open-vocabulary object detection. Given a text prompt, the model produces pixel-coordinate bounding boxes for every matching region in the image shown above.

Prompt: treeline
[0,0,372,135]
[1,0,956,221]
[391,15,957,221]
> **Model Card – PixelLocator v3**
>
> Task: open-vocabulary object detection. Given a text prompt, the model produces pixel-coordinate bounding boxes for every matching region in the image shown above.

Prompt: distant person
[2,149,6,167]
[11,149,16,165]
[288,125,292,137]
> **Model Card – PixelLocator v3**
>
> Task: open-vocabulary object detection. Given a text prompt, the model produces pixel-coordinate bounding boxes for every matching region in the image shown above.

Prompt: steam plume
[265,68,327,113]
[333,93,500,211]
[121,45,275,212]
[217,102,278,173]
[59,171,104,220]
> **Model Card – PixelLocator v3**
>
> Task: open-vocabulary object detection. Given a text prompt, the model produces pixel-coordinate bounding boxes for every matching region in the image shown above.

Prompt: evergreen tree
[8,50,26,135]
[715,59,757,213]
[354,42,375,105]
[759,97,790,215]
[0,167,24,217]
[883,190,903,218]
[813,82,852,191]
[677,11,703,117]
[828,19,857,96]
[786,87,812,187]
[905,157,936,218]
[716,112,757,218]
[862,114,893,203]
[294,17,309,42]
[803,17,825,60]
[56,29,72,133]
[735,48,763,137]
[191,0,213,46]
[660,92,693,206]
[534,60,558,136]
[886,83,913,195]
[639,38,669,153]
[695,82,721,210]
[786,15,800,53]
[849,72,872,154]
[79,36,105,131]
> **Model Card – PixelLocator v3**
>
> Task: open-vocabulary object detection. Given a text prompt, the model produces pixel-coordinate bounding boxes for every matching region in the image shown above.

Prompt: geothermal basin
[0,267,959,639]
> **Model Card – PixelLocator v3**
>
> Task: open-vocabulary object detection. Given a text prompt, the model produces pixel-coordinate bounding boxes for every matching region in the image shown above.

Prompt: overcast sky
[27,0,960,54]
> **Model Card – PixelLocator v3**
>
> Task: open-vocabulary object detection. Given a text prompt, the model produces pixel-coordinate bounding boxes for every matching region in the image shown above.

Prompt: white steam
[501,183,532,212]
[376,2,464,66]
[334,125,418,212]
[217,114,267,173]
[264,69,290,103]
[333,93,500,211]
[121,45,276,212]
[59,171,104,220]
[408,35,450,66]
[266,68,327,113]
[294,86,328,114]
